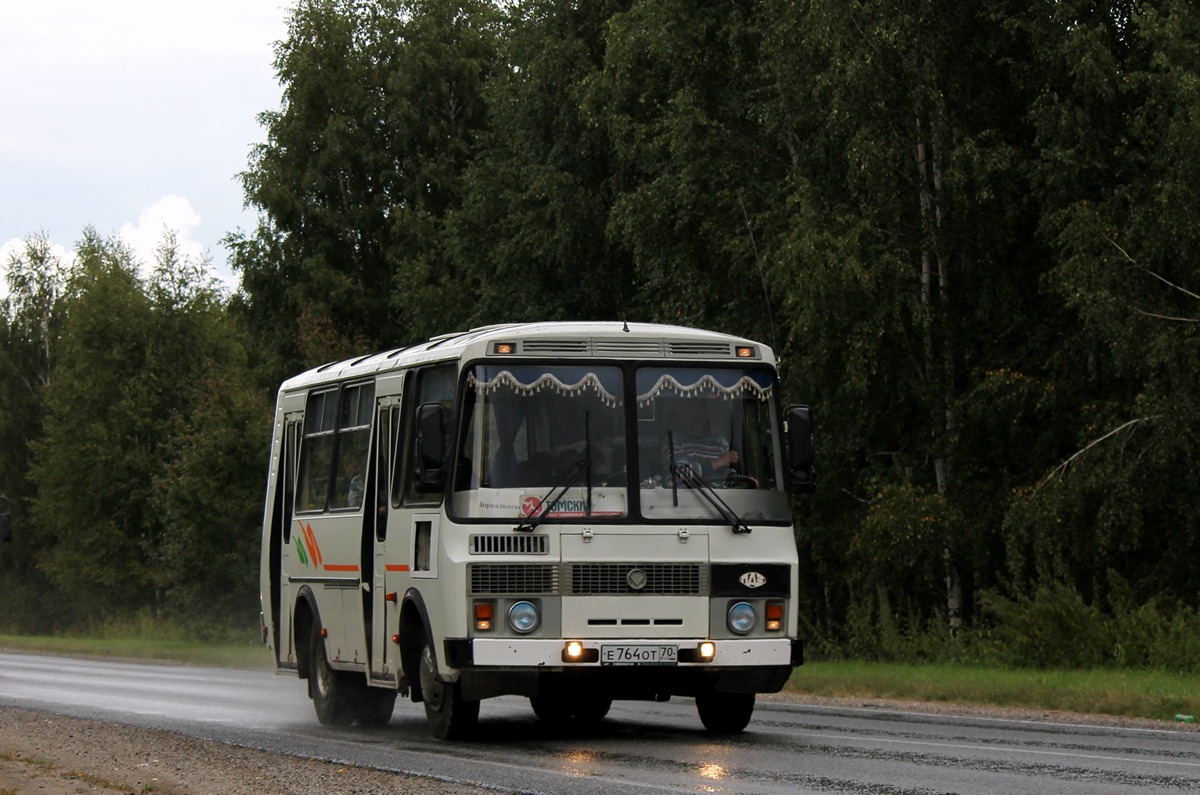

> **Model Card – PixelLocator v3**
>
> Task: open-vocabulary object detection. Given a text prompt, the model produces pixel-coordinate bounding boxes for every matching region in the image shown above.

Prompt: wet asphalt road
[1,652,1197,794]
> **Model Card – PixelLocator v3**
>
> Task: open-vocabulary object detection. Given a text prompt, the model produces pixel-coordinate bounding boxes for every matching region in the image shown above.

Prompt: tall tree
[231,0,499,368]
[1005,0,1200,608]
[423,0,632,334]
[30,231,248,624]
[749,0,1060,643]
[587,0,784,337]
[0,234,68,629]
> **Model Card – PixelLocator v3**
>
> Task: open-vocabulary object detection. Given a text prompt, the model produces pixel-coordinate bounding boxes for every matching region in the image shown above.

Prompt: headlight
[727,602,756,635]
[508,600,540,634]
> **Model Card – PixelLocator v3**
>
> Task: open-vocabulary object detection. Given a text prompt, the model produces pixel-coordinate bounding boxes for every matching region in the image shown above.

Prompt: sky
[0,1,290,297]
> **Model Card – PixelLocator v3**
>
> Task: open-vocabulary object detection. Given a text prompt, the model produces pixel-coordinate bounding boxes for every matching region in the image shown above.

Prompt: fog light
[508,600,540,634]
[565,640,584,659]
[698,641,716,660]
[727,602,756,635]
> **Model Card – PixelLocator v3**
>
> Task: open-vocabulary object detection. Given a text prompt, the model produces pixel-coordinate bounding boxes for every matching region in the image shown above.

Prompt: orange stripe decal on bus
[385,564,411,572]
[296,520,320,569]
[324,564,360,572]
[304,523,324,568]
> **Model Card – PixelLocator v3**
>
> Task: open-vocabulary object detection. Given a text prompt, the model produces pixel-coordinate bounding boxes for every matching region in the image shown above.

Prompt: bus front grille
[468,564,560,595]
[567,563,707,595]
[469,534,549,555]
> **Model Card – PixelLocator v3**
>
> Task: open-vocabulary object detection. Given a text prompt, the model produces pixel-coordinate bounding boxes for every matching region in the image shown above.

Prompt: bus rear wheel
[419,640,479,740]
[695,691,755,734]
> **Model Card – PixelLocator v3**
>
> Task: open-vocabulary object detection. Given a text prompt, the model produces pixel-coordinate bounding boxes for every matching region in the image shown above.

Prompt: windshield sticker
[520,494,624,519]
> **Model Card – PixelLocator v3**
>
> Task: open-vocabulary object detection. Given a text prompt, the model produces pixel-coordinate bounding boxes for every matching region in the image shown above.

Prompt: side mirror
[784,405,815,494]
[0,496,12,543]
[415,403,447,493]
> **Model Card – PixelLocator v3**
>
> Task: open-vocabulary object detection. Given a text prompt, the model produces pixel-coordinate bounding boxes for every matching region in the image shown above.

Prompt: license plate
[600,644,678,666]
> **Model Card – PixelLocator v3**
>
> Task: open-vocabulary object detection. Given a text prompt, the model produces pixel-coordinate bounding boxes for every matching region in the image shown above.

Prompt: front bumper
[466,636,800,667]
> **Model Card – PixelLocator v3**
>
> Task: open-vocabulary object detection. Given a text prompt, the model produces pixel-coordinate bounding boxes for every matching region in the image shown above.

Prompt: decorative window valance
[469,366,623,407]
[636,368,773,406]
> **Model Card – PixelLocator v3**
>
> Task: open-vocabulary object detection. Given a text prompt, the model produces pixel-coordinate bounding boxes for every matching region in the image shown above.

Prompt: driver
[664,398,738,481]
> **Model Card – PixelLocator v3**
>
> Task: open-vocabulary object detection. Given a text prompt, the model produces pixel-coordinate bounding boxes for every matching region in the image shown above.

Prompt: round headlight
[508,600,540,634]
[727,602,757,635]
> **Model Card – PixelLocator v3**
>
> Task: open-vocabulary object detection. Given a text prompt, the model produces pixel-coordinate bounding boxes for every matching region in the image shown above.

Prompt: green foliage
[232,0,499,367]
[19,230,263,632]
[976,578,1200,673]
[4,0,1199,658]
[430,0,633,332]
[151,328,271,640]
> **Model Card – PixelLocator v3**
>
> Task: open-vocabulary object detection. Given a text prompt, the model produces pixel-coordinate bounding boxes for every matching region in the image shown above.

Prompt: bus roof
[278,321,776,393]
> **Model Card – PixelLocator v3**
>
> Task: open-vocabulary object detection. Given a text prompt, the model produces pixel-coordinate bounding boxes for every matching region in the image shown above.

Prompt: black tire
[696,691,755,734]
[530,693,573,723]
[419,640,479,740]
[530,692,611,723]
[309,630,356,727]
[572,695,612,723]
[355,689,397,728]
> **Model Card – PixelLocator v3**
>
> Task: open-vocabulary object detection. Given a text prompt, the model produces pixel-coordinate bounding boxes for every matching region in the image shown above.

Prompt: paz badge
[739,571,767,589]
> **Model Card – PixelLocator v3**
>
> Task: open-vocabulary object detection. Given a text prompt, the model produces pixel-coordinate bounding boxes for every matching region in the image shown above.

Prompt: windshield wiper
[514,458,589,533]
[670,462,753,535]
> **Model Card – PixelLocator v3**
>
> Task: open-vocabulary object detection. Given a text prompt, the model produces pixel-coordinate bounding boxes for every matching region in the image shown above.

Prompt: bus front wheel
[696,691,755,734]
[309,630,356,727]
[418,640,479,740]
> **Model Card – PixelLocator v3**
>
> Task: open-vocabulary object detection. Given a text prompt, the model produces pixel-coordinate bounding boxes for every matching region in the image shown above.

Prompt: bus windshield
[451,365,628,521]
[450,362,789,525]
[635,366,790,523]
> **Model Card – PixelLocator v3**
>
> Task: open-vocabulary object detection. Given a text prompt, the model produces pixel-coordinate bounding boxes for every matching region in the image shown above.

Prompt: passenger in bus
[663,398,738,481]
[343,454,365,509]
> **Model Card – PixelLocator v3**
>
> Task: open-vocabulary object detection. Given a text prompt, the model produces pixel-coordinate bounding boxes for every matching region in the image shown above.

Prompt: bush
[976,582,1110,668]
[975,580,1200,672]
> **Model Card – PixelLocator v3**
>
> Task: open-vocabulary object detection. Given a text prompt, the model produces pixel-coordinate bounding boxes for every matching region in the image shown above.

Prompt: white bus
[259,322,814,739]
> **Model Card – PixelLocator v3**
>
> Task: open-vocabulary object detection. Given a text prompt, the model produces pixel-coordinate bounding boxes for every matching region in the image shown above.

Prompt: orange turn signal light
[766,603,784,631]
[474,601,494,631]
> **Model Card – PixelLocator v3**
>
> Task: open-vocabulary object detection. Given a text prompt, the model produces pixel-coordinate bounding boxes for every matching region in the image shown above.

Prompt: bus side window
[282,418,300,541]
[329,381,374,511]
[296,389,338,512]
[403,365,456,506]
[376,403,401,539]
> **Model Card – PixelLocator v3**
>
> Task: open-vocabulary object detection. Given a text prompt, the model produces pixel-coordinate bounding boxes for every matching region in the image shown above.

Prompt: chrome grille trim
[468,564,560,595]
[566,563,708,595]
[591,339,665,356]
[667,341,733,357]
[469,534,549,555]
[520,340,588,354]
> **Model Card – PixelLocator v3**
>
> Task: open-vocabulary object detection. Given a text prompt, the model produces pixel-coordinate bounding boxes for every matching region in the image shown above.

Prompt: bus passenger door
[276,416,301,666]
[370,398,404,678]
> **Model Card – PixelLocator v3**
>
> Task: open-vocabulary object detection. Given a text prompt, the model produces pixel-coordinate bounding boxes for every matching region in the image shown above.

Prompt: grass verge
[0,634,273,670]
[787,660,1200,723]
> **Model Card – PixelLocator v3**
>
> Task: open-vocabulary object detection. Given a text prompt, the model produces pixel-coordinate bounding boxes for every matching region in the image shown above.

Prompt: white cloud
[118,195,205,271]
[0,2,284,285]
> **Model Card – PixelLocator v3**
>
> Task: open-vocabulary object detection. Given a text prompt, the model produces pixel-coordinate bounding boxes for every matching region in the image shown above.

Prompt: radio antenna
[738,193,780,375]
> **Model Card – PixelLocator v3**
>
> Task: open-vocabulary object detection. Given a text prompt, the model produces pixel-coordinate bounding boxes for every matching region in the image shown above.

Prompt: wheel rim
[314,642,333,698]
[419,644,444,712]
